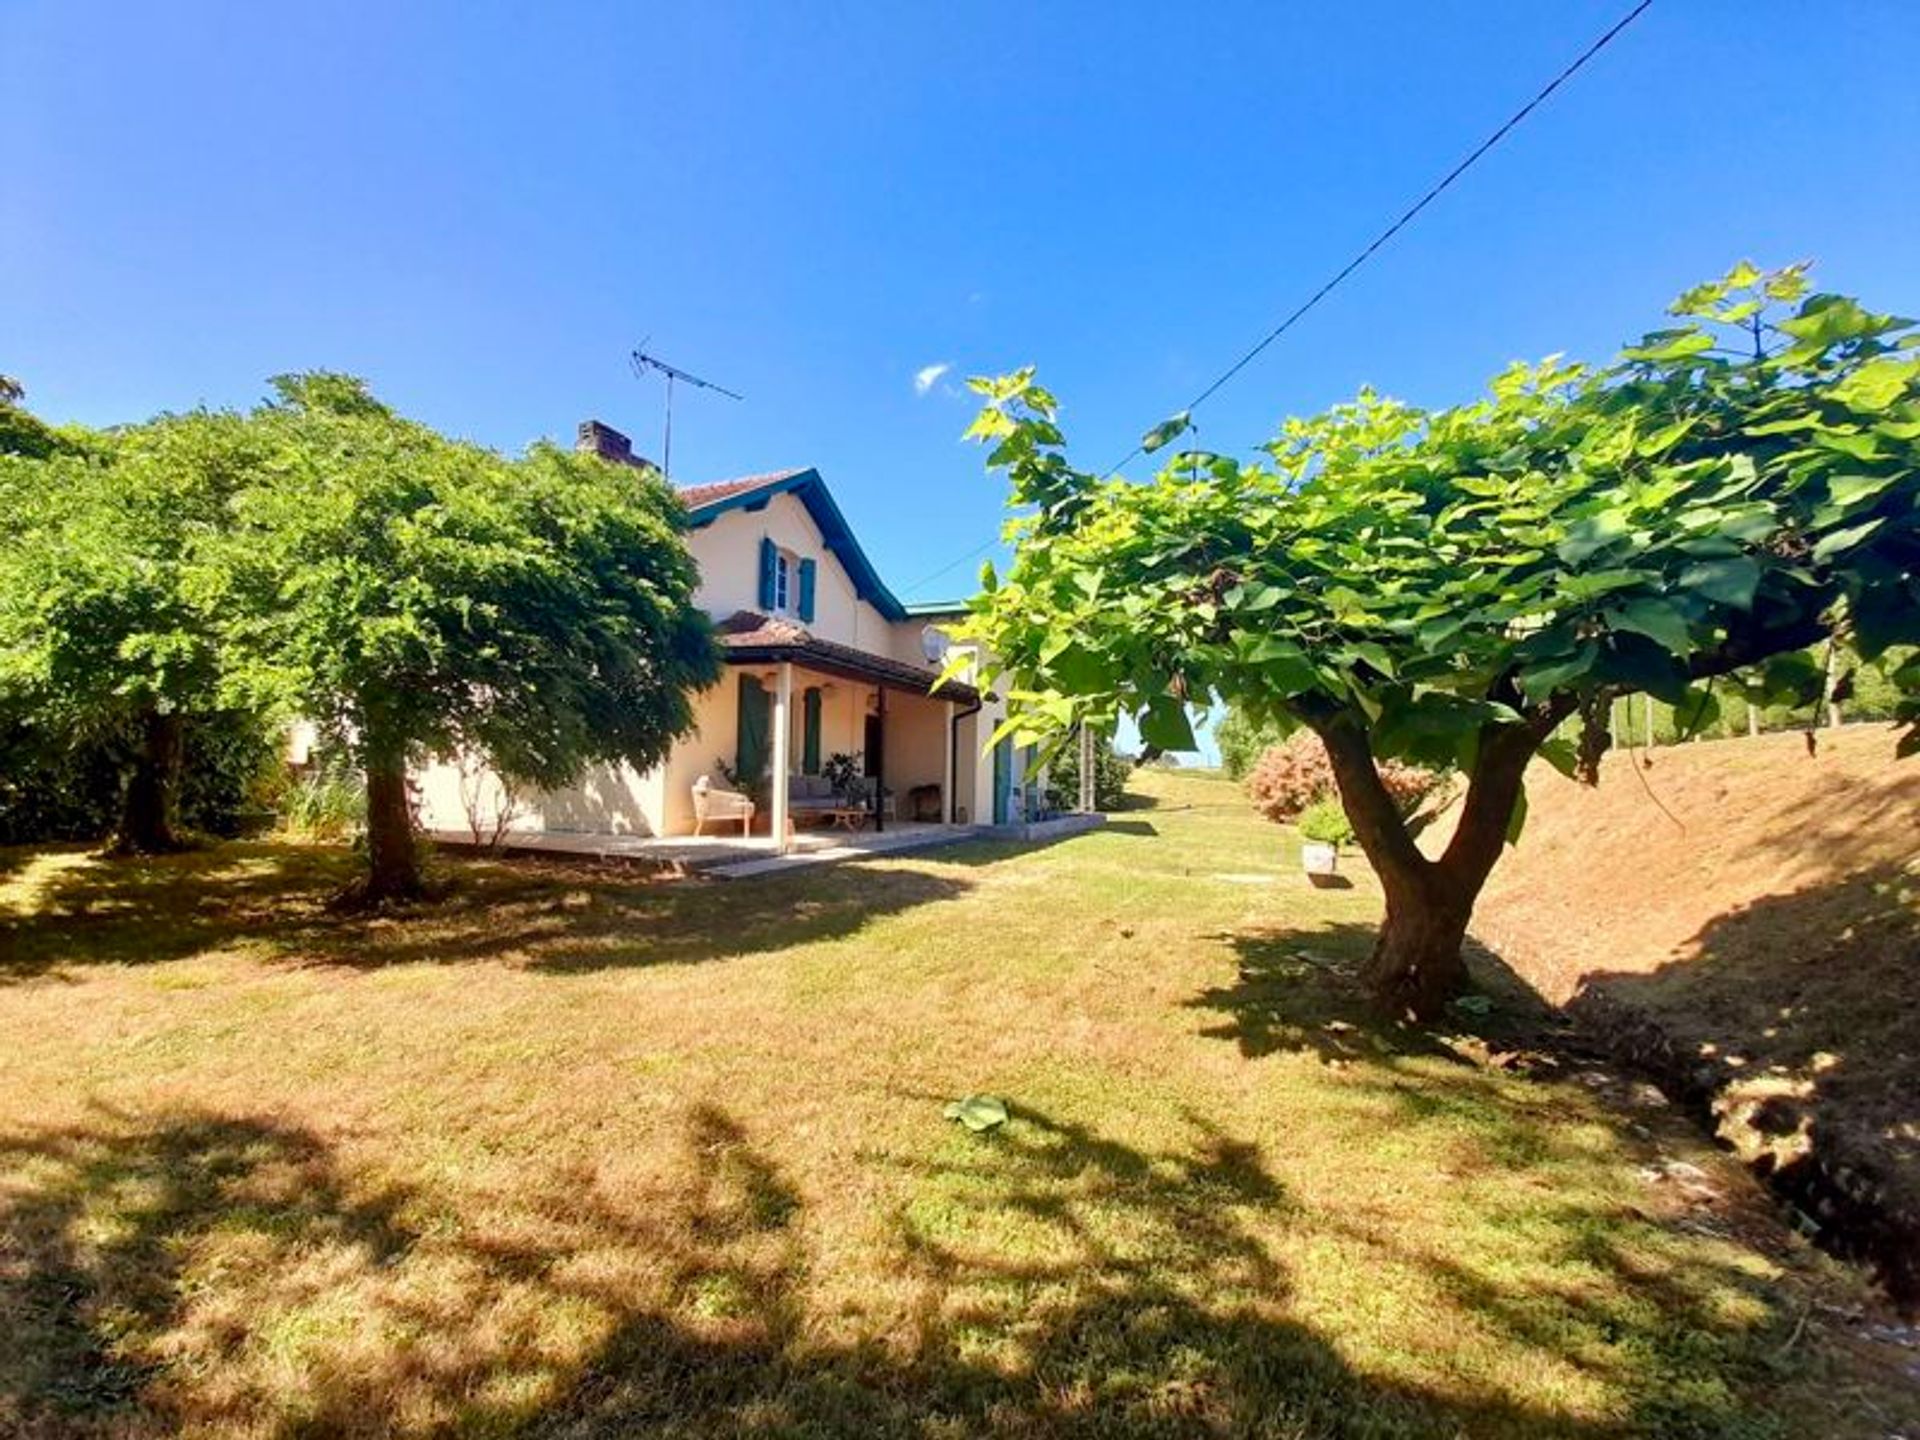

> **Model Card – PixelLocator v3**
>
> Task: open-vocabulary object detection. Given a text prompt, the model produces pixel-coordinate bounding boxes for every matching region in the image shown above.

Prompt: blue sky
[6,3,1918,761]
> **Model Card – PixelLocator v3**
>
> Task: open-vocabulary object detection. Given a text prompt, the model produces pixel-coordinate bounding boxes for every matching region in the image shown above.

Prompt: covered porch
[702,613,981,854]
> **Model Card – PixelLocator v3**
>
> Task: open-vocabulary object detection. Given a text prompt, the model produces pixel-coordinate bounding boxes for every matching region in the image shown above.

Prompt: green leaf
[1237,636,1319,692]
[1831,356,1918,412]
[1605,597,1693,654]
[1680,555,1761,610]
[1825,472,1900,509]
[1559,569,1651,604]
[1141,411,1193,454]
[1753,652,1824,707]
[1557,510,1630,565]
[1505,783,1528,846]
[1537,737,1579,779]
[1623,329,1715,364]
[1850,580,1920,659]
[1811,517,1885,564]
[1518,643,1597,701]
[1139,695,1196,752]
[943,1095,1009,1132]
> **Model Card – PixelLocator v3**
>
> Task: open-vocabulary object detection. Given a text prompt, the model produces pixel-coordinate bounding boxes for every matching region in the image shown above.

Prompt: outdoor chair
[691,775,755,837]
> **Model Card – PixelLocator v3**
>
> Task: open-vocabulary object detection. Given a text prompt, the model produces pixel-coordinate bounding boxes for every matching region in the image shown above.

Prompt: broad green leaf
[1811,517,1885,563]
[1537,737,1579,779]
[1139,694,1195,752]
[1141,411,1193,454]
[1825,472,1899,509]
[1557,510,1630,564]
[943,1095,1009,1132]
[1518,643,1597,701]
[1605,597,1692,654]
[1831,356,1918,413]
[1679,555,1761,610]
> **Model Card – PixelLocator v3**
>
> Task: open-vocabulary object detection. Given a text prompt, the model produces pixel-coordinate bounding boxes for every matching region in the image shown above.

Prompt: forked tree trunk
[1366,867,1475,1020]
[361,742,424,904]
[1312,712,1544,1021]
[111,709,187,855]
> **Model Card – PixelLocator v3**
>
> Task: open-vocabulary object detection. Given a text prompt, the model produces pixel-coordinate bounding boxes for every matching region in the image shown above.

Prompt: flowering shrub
[1245,730,1439,824]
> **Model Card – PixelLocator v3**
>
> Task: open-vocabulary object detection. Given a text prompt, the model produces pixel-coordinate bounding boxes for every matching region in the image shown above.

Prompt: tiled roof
[714,611,977,703]
[677,470,806,510]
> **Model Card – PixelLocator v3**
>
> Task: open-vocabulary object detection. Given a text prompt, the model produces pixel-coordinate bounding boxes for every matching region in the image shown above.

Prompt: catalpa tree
[955,265,1919,1018]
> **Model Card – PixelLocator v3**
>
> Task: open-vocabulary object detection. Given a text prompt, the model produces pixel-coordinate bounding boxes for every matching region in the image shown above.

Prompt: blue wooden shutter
[757,537,777,610]
[802,687,822,774]
[797,558,817,623]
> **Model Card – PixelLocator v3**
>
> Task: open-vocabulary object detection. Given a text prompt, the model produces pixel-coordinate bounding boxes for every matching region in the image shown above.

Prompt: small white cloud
[913,362,951,396]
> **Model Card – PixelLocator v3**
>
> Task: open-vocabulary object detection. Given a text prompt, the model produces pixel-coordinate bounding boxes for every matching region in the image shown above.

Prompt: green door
[991,736,1013,825]
[736,675,770,785]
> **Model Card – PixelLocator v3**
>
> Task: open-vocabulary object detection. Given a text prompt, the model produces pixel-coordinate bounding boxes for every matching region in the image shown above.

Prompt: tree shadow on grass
[0,843,359,983]
[546,1100,1653,1440]
[0,1095,1882,1438]
[0,843,975,982]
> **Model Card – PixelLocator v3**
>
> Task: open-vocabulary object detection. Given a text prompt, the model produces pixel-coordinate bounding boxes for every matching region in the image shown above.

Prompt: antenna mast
[630,344,743,480]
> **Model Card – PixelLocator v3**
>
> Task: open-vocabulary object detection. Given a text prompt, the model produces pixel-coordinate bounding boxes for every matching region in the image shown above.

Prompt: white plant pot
[1300,841,1339,876]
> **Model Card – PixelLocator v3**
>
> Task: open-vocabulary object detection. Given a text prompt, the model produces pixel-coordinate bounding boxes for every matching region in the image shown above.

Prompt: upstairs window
[758,537,816,622]
[774,551,792,613]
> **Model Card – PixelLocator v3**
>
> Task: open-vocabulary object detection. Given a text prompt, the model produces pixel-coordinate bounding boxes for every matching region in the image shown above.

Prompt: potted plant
[1296,797,1353,877]
[821,751,863,799]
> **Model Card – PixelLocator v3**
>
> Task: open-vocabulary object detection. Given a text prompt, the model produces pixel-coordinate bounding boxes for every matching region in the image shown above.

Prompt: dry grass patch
[0,770,1913,1437]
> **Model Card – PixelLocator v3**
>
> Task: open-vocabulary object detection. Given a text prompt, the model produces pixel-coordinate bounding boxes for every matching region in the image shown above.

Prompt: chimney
[577,419,634,465]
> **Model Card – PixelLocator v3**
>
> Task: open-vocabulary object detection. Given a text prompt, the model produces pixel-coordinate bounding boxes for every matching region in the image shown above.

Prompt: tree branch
[1687,613,1830,683]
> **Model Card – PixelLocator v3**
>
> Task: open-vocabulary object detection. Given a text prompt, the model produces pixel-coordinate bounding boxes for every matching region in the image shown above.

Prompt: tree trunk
[361,743,424,904]
[1309,707,1547,1021]
[111,709,187,854]
[1366,870,1474,1020]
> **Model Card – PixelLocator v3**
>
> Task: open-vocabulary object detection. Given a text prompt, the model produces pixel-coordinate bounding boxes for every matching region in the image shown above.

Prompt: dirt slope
[1464,725,1920,1303]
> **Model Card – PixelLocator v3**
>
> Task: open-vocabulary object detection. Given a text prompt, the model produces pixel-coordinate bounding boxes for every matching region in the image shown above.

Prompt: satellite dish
[920,625,949,665]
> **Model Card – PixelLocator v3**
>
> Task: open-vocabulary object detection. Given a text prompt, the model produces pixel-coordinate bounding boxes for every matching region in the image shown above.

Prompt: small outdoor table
[824,807,870,832]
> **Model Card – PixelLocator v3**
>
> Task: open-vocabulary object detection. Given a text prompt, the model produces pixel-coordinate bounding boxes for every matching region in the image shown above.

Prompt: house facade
[415,420,1038,846]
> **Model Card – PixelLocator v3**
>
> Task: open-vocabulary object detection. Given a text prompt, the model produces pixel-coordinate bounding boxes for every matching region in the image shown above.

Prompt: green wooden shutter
[736,674,769,783]
[802,687,822,774]
[757,537,778,610]
[797,558,817,623]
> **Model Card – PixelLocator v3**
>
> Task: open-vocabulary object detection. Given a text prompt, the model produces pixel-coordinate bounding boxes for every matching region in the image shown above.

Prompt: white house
[415,420,1040,847]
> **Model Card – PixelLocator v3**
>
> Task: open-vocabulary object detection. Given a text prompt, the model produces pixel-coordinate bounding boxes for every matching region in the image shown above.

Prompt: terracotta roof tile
[678,470,807,510]
[713,611,977,703]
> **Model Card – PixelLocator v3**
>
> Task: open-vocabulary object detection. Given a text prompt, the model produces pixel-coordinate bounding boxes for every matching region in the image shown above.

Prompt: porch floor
[428,821,979,879]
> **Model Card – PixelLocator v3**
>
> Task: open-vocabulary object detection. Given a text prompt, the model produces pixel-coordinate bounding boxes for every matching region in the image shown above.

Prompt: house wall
[414,480,1012,841]
[688,494,896,653]
[414,754,665,838]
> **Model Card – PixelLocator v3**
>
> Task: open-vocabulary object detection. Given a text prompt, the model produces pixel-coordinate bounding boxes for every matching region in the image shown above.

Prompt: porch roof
[714,611,979,703]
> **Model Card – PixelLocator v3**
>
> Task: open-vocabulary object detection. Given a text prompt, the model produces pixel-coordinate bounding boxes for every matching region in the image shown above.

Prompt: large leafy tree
[0,410,264,852]
[957,266,1920,1018]
[223,374,720,902]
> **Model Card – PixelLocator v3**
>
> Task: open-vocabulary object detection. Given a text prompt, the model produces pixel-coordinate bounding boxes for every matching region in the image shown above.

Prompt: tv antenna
[630,341,743,480]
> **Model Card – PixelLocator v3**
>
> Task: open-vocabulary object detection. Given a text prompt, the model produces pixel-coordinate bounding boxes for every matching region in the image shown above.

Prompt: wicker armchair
[691,775,755,837]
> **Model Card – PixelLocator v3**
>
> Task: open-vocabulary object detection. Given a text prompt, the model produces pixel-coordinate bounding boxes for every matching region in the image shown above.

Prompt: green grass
[0,769,1910,1437]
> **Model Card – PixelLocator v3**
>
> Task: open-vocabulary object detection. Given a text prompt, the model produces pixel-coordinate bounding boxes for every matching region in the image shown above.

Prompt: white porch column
[771,662,793,853]
[942,700,955,824]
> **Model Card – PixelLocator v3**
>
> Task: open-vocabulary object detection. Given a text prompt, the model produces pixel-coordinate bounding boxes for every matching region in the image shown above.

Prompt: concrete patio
[428,812,1105,881]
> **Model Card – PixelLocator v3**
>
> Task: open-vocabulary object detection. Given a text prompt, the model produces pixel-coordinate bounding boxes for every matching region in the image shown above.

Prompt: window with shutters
[773,551,792,613]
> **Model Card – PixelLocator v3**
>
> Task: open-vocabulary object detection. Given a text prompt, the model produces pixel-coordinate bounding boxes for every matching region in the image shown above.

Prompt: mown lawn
[0,769,1911,1438]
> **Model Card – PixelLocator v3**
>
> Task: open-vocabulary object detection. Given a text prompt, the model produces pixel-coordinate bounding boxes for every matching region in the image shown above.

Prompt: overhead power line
[897,0,1655,600]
